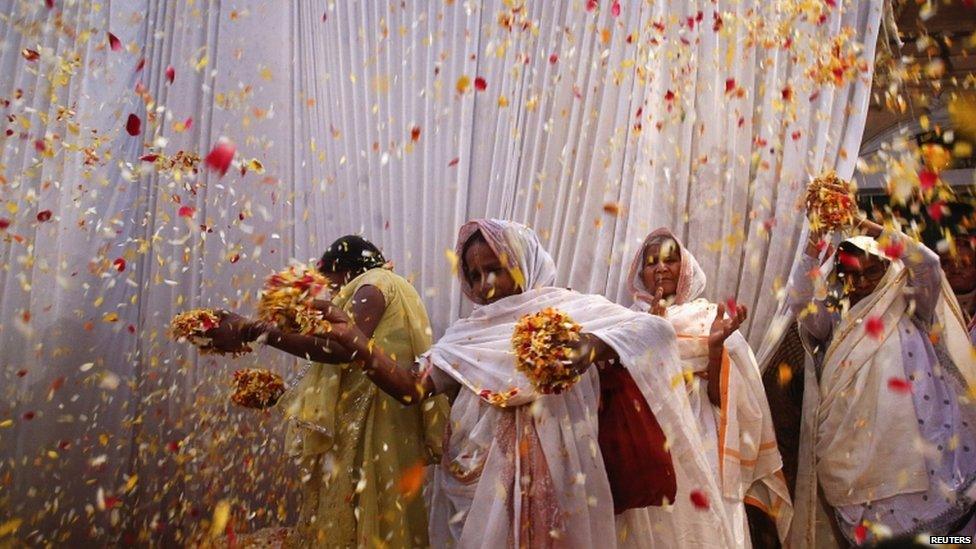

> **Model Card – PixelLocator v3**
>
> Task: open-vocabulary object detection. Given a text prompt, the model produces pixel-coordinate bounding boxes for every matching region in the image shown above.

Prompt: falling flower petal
[204,138,235,176]
[125,114,141,136]
[611,1,621,17]
[887,377,912,394]
[398,462,426,500]
[0,219,9,230]
[113,258,126,272]
[108,32,122,52]
[36,210,52,222]
[838,251,861,269]
[21,49,40,62]
[410,126,421,141]
[165,65,175,84]
[689,490,710,510]
[882,240,904,260]
[178,206,195,218]
[918,170,938,191]
[864,316,884,340]
[474,77,487,91]
[725,78,736,94]
[853,523,868,545]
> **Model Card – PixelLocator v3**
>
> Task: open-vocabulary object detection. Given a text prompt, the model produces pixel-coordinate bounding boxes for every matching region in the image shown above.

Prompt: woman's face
[640,238,681,299]
[838,251,887,305]
[463,239,519,304]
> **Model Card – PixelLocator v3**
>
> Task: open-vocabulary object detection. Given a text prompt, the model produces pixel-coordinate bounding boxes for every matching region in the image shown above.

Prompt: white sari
[787,232,976,545]
[626,228,793,547]
[423,219,735,548]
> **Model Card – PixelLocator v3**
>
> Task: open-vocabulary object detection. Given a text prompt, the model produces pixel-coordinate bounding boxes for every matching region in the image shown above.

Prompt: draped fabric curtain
[0,0,881,544]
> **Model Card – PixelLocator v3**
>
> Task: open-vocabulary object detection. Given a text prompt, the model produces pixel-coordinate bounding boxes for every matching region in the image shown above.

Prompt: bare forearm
[357,350,433,405]
[260,326,357,363]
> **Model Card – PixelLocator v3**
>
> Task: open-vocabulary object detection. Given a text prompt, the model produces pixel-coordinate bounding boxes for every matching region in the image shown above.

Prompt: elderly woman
[786,215,976,546]
[623,228,792,548]
[317,219,735,548]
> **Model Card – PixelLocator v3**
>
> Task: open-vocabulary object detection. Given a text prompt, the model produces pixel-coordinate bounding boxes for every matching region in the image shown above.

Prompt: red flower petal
[549,53,559,64]
[108,32,122,52]
[113,258,126,272]
[928,201,945,223]
[725,298,739,315]
[690,489,710,510]
[882,240,904,260]
[45,0,55,8]
[838,251,861,269]
[135,57,146,72]
[586,0,598,12]
[22,49,40,62]
[410,126,421,141]
[664,89,675,101]
[448,157,460,167]
[165,65,175,84]
[918,169,937,191]
[23,411,35,421]
[725,78,736,94]
[887,377,912,394]
[125,113,141,136]
[204,138,235,176]
[864,316,884,340]
[178,206,195,218]
[853,523,867,545]
[139,154,159,162]
[474,77,487,91]
[0,219,9,230]
[36,210,52,222]
[781,86,793,101]
[611,1,621,16]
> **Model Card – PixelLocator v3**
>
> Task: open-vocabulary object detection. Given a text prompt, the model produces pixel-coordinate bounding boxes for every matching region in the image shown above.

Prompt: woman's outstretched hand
[205,311,259,353]
[707,302,747,351]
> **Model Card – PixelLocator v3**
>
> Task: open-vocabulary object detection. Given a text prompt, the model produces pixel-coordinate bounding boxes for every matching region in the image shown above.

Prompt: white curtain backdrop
[0,0,882,544]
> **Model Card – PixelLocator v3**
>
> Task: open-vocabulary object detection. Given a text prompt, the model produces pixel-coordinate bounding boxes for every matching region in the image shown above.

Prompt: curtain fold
[0,0,882,544]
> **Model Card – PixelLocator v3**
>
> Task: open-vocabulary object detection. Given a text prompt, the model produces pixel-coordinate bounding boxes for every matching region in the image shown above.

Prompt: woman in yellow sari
[212,235,448,547]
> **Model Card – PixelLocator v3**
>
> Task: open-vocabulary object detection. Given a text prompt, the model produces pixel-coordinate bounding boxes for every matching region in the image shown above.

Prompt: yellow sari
[279,268,448,548]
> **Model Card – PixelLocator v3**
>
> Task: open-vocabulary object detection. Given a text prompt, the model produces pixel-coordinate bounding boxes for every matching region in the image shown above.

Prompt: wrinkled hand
[650,287,667,316]
[707,302,747,351]
[205,311,257,353]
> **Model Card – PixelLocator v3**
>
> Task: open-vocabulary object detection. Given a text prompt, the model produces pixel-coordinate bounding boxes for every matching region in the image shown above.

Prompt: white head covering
[455,218,557,304]
[628,227,707,307]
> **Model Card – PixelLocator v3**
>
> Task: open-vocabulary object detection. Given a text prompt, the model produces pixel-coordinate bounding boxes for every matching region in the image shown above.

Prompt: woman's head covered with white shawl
[628,227,707,309]
[456,219,557,305]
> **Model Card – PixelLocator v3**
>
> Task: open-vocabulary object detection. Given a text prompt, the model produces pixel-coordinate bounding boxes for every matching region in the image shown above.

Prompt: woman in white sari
[318,219,735,548]
[786,215,976,546]
[624,228,793,548]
